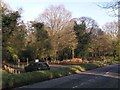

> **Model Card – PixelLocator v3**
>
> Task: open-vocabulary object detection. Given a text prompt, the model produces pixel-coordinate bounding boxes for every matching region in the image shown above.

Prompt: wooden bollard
[11,68,14,73]
[6,66,8,70]
[8,66,9,72]
[9,67,11,73]
[10,67,13,73]
[12,68,14,73]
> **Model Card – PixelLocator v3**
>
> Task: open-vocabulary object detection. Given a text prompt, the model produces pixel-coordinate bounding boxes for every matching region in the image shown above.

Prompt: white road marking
[106,72,109,74]
[72,85,78,88]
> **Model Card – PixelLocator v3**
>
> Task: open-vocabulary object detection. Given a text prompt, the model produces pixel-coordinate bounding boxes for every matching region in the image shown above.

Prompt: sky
[4,0,117,28]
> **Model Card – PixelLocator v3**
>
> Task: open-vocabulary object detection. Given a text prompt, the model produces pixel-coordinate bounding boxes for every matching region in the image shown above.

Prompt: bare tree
[102,21,119,59]
[38,5,72,32]
[98,0,120,60]
[98,0,120,17]
[102,21,118,41]
[73,17,98,32]
[37,5,77,60]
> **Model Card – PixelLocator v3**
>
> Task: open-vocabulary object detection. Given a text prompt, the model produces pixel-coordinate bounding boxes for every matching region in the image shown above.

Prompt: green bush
[6,46,18,62]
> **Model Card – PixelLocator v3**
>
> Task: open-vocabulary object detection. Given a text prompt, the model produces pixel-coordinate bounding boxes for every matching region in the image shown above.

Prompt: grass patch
[80,63,99,70]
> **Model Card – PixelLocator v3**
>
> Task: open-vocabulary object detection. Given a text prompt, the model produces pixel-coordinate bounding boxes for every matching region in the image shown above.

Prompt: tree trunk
[54,51,57,60]
[72,47,74,59]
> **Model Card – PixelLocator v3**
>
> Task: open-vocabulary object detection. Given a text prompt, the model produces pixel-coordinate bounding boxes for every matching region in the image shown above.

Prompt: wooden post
[18,59,20,67]
[27,58,29,66]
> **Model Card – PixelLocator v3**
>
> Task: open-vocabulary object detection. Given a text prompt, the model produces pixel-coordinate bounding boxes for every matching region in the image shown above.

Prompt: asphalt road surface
[16,64,120,89]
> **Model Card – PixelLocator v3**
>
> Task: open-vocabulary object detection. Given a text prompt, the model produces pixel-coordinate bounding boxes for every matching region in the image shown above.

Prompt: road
[16,64,120,89]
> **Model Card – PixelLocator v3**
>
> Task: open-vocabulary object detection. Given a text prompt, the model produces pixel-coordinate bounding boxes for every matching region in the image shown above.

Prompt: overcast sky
[4,0,117,27]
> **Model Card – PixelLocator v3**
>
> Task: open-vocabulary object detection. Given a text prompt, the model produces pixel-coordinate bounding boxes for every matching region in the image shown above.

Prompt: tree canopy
[1,2,119,63]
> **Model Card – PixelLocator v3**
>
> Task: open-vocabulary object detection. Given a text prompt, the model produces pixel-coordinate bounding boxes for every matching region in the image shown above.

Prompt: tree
[73,17,98,59]
[38,5,72,32]
[73,17,98,30]
[90,29,112,59]
[98,0,120,60]
[58,27,77,59]
[2,1,27,63]
[31,22,52,61]
[102,21,119,59]
[38,5,77,60]
[102,21,118,41]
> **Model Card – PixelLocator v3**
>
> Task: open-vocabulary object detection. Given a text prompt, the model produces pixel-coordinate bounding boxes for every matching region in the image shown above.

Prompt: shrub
[6,46,18,62]
[73,66,86,71]
[61,58,83,65]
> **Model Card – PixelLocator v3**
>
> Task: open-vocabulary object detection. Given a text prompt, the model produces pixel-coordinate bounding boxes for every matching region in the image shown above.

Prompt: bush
[6,46,18,62]
[61,58,83,65]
